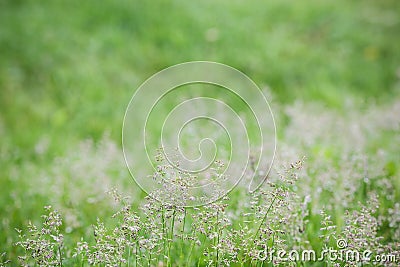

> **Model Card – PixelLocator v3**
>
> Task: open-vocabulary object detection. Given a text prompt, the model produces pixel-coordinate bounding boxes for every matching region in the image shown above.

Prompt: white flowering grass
[4,98,400,266]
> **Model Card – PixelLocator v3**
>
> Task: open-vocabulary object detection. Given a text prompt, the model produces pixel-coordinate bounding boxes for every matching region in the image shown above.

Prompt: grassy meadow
[1,0,400,266]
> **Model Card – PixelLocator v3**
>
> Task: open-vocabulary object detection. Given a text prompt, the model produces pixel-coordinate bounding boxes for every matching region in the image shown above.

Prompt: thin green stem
[186,240,195,266]
[167,208,176,267]
[135,241,138,267]
[161,206,166,265]
[137,239,143,267]
[254,196,277,240]
[180,208,187,262]
[58,245,63,267]
[215,210,219,267]
[127,242,131,267]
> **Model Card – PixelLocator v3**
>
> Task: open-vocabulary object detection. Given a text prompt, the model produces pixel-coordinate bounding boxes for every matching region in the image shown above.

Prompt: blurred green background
[0,0,399,264]
[1,0,399,158]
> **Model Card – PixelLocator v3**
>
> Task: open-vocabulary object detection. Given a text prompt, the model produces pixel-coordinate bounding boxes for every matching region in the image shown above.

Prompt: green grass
[1,0,399,265]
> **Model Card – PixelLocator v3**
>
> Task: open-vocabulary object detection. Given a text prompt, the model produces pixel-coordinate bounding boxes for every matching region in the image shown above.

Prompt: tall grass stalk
[167,207,176,267]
